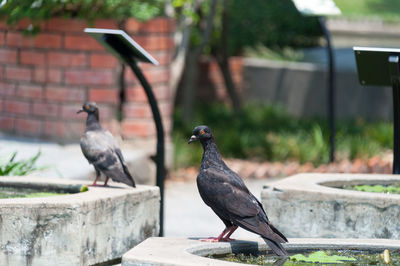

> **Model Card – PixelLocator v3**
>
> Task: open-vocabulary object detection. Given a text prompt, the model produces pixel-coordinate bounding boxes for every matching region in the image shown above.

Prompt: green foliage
[335,0,400,22]
[0,0,164,32]
[173,104,393,168]
[226,0,321,55]
[0,151,43,176]
[290,251,356,264]
[344,184,400,194]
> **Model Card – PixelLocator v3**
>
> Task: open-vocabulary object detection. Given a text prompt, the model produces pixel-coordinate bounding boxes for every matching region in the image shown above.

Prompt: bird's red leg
[103,177,110,187]
[221,225,238,242]
[200,227,231,242]
[89,171,101,187]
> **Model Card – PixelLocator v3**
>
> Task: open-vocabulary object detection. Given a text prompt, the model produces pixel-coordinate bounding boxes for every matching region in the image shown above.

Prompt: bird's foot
[89,184,101,187]
[200,237,220,242]
[102,183,109,187]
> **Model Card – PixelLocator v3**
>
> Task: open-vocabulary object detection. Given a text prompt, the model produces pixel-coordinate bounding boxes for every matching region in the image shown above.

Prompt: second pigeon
[78,101,136,187]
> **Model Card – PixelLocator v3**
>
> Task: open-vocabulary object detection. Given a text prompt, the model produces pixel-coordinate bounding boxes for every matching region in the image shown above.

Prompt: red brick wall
[176,56,243,105]
[0,17,175,141]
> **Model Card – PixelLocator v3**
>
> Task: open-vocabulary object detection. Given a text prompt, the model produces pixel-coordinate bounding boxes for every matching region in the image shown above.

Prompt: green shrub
[173,104,392,168]
[0,151,43,176]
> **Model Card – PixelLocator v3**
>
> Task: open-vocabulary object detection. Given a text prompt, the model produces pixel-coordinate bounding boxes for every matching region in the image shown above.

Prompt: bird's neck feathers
[200,137,224,169]
[85,111,102,131]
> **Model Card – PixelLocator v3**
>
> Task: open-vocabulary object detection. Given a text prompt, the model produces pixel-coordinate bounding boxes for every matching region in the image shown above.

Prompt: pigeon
[188,125,288,256]
[77,101,136,187]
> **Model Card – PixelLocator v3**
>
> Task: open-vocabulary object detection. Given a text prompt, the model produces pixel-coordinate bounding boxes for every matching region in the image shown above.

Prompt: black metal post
[318,16,336,163]
[126,58,165,235]
[389,55,400,174]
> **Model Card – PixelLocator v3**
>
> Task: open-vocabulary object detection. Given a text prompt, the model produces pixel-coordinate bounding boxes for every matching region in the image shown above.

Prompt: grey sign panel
[84,28,159,65]
[354,46,400,86]
[292,0,341,16]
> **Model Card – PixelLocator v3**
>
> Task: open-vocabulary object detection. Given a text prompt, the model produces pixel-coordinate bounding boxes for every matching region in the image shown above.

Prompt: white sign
[292,0,341,16]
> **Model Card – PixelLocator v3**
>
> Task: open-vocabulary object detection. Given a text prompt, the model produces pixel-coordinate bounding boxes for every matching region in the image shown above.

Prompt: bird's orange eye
[85,105,89,109]
[200,129,205,135]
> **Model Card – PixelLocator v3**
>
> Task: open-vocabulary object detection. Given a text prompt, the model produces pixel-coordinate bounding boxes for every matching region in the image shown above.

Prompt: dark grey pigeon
[188,125,288,256]
[77,102,136,187]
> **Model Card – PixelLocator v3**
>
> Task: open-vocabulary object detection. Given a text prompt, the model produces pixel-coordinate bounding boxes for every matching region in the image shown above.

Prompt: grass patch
[173,104,392,168]
[0,151,44,176]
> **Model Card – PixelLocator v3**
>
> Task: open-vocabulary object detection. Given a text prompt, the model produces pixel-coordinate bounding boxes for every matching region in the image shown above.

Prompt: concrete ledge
[0,176,160,266]
[261,173,400,238]
[121,237,400,266]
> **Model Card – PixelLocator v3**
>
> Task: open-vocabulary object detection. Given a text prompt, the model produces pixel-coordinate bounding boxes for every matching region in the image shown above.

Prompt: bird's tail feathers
[123,167,136,187]
[268,222,288,242]
[262,237,288,257]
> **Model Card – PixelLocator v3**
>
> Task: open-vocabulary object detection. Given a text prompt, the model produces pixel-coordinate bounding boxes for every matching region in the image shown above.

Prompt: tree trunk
[214,0,242,114]
[182,0,218,124]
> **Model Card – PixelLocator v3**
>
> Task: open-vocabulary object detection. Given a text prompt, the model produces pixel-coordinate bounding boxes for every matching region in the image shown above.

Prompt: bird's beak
[77,109,84,114]
[188,135,198,144]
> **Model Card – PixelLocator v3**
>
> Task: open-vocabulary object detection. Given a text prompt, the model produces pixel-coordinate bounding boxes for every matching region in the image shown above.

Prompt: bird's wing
[198,167,260,218]
[198,167,287,243]
[80,131,135,187]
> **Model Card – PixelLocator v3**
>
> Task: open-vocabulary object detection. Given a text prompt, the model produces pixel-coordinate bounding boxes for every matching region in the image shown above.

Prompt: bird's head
[77,101,99,115]
[188,125,213,144]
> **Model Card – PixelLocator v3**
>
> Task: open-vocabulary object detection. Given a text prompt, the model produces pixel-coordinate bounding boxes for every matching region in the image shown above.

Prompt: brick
[33,102,59,117]
[20,50,46,65]
[17,84,43,99]
[15,118,42,135]
[34,68,46,83]
[134,35,174,51]
[46,18,86,32]
[7,32,62,49]
[123,103,151,118]
[0,48,17,63]
[48,52,87,67]
[64,35,104,51]
[125,86,147,102]
[61,104,84,119]
[125,18,140,33]
[0,31,4,46]
[121,120,154,138]
[44,120,65,137]
[0,116,14,131]
[0,82,16,96]
[90,54,118,68]
[47,68,62,83]
[45,86,85,102]
[5,66,32,81]
[140,18,168,33]
[65,70,114,85]
[0,99,2,111]
[4,100,30,114]
[89,88,119,103]
[125,67,169,84]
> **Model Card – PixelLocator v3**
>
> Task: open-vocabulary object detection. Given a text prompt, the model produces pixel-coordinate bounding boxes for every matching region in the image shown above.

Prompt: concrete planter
[261,173,400,239]
[0,176,160,266]
[121,237,400,266]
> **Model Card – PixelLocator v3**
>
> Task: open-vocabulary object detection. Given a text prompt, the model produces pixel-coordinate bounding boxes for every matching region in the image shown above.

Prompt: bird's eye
[200,129,205,135]
[85,105,89,109]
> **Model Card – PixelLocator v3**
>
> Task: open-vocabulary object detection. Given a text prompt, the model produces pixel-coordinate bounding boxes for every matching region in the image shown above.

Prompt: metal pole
[126,58,165,235]
[389,55,400,174]
[318,16,336,163]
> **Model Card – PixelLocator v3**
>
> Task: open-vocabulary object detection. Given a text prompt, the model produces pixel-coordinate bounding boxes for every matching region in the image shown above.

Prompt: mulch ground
[169,152,393,182]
